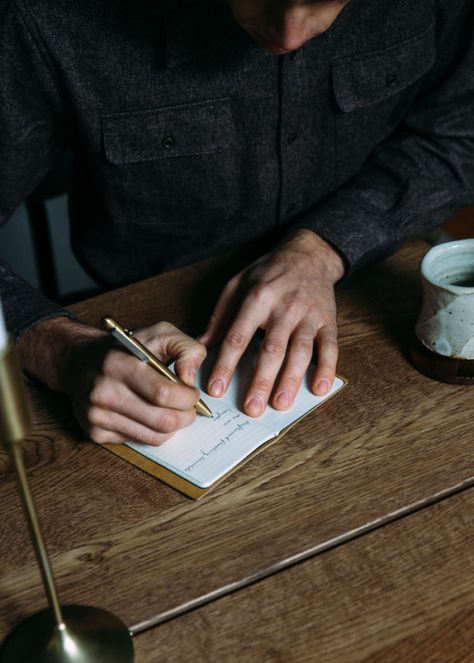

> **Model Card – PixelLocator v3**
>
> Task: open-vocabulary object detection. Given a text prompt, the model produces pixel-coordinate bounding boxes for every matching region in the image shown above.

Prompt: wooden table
[0,240,472,661]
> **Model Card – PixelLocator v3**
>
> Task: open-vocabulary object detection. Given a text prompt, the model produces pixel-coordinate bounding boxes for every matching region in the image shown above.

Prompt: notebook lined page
[127,395,275,488]
[127,339,345,488]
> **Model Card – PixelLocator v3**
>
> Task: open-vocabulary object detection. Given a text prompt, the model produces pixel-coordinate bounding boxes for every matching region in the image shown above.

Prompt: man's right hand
[18,317,207,446]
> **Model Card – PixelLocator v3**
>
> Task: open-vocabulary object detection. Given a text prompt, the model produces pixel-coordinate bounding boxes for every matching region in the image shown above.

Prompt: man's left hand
[199,229,345,416]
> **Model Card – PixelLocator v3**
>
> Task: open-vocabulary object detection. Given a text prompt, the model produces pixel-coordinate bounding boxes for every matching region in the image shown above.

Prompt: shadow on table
[336,244,423,355]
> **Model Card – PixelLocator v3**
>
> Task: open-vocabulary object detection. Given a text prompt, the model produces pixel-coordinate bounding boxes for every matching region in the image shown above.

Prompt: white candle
[0,296,8,352]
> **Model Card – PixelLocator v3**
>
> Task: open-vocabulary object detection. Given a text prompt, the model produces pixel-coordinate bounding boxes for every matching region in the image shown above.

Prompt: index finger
[119,358,200,411]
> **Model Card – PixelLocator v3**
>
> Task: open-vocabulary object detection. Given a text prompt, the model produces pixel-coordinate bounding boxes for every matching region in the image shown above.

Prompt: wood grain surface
[133,489,474,663]
[0,241,472,642]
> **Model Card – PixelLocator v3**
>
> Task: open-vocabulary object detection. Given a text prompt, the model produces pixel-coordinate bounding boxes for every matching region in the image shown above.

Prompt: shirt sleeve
[289,3,474,276]
[0,0,74,338]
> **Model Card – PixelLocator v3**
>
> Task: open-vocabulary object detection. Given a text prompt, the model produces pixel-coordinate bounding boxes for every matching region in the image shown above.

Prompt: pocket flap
[102,97,234,164]
[332,24,435,112]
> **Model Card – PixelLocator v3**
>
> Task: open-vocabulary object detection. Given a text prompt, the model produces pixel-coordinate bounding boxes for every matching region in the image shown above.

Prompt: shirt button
[386,74,398,89]
[287,133,298,145]
[286,204,296,215]
[162,136,175,149]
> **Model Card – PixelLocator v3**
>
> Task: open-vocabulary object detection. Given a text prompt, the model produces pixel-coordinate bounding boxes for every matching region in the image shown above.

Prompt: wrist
[286,228,346,283]
[18,316,104,393]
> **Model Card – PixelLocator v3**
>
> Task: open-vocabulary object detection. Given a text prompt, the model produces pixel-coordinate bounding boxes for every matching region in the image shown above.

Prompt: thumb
[135,322,207,387]
[151,323,207,387]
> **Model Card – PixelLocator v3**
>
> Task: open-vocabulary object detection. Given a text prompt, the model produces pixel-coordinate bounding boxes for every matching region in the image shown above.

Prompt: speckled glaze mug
[415,239,474,361]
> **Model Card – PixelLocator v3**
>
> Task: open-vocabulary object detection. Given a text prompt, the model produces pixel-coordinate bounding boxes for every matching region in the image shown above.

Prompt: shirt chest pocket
[102,98,238,229]
[332,23,435,183]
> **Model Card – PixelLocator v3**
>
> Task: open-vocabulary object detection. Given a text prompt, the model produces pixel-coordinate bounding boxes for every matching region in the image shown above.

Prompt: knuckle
[195,343,207,359]
[89,383,113,409]
[188,343,207,363]
[285,296,305,315]
[320,354,338,371]
[283,374,302,390]
[250,282,273,305]
[154,411,176,434]
[88,384,102,407]
[138,322,177,350]
[140,321,174,340]
[320,323,338,340]
[252,376,273,394]
[323,332,338,347]
[155,321,175,334]
[291,338,313,358]
[322,337,339,358]
[262,338,286,359]
[224,328,247,351]
[86,406,104,427]
[212,362,234,379]
[152,381,170,405]
[89,426,108,444]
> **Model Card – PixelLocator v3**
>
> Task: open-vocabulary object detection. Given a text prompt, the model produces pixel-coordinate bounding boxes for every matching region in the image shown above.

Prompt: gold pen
[101,315,213,417]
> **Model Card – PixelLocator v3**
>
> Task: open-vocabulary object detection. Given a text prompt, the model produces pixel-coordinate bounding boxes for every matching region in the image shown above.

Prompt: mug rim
[421,238,474,294]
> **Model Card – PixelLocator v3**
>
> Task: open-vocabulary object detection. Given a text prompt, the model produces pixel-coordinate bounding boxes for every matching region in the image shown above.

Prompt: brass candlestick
[0,341,134,662]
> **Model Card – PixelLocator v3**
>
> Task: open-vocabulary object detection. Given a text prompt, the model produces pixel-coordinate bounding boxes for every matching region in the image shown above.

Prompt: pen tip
[198,401,213,417]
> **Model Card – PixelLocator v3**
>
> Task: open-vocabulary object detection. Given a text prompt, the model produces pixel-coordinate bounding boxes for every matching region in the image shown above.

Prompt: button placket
[279,56,302,223]
[279,50,308,223]
[278,42,331,225]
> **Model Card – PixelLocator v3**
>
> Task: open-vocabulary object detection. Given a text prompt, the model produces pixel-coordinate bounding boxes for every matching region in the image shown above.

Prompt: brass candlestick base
[0,341,134,662]
[1,605,133,663]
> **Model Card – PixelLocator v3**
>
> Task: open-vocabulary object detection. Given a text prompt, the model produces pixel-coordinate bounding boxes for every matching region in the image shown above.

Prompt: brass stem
[0,341,134,662]
[9,442,65,628]
[0,341,64,627]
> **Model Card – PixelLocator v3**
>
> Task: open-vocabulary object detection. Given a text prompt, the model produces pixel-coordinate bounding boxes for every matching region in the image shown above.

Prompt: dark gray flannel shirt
[1,0,473,338]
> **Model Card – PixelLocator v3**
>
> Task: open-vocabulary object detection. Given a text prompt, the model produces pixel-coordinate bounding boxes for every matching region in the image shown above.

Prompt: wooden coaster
[409,335,474,385]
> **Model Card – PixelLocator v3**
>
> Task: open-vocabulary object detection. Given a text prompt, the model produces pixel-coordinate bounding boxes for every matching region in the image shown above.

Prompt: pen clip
[111,329,149,363]
[102,317,150,364]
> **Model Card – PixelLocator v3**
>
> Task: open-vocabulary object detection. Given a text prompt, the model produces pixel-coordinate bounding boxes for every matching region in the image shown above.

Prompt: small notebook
[104,339,346,498]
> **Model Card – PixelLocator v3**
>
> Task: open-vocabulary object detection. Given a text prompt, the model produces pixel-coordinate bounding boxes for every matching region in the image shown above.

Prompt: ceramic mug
[415,239,474,360]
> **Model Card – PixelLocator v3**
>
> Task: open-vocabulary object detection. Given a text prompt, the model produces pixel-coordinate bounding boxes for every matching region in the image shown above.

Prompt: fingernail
[209,378,224,397]
[187,367,197,385]
[246,395,264,417]
[316,379,330,395]
[276,391,291,408]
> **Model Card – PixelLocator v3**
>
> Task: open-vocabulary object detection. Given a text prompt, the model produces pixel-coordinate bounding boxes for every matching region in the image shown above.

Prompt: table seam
[129,476,474,637]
